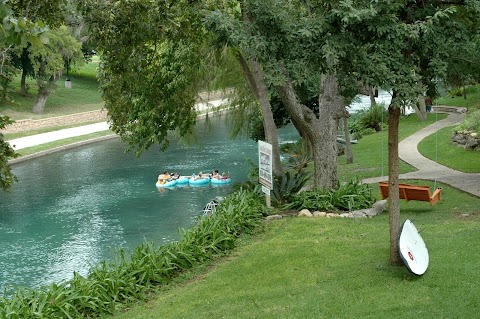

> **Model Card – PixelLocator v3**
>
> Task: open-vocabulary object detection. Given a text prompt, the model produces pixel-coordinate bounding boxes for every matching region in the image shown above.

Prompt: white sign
[262,185,271,196]
[258,140,273,189]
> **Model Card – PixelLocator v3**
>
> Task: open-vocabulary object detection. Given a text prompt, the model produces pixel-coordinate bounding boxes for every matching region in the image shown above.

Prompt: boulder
[326,213,339,218]
[313,211,327,218]
[373,200,387,214]
[298,209,313,217]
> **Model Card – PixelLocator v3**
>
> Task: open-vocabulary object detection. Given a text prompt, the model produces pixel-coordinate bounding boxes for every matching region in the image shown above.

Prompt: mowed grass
[109,184,479,319]
[436,85,480,110]
[1,58,103,120]
[418,126,480,173]
[337,113,447,181]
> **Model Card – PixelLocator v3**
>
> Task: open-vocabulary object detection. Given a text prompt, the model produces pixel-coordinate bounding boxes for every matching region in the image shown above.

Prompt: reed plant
[0,189,265,319]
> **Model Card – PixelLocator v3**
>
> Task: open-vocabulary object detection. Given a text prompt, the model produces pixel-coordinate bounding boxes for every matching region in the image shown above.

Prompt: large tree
[85,0,205,154]
[85,0,284,175]
[320,0,480,264]
[30,26,83,114]
[8,0,67,96]
[1,0,46,191]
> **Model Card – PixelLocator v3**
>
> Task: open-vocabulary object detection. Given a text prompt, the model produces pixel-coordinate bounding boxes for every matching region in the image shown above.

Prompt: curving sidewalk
[6,99,229,151]
[363,106,480,198]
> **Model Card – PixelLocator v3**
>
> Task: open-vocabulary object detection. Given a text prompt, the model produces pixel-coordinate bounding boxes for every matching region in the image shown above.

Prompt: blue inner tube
[175,176,190,184]
[189,177,210,185]
[156,180,177,188]
[211,178,231,184]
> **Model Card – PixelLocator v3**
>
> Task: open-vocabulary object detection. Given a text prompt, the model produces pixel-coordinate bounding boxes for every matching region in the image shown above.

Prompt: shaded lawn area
[110,185,479,319]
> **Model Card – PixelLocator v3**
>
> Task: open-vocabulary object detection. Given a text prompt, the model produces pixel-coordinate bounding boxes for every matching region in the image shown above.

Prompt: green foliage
[86,0,207,155]
[456,108,480,133]
[0,0,48,102]
[272,170,311,206]
[0,115,18,191]
[349,104,388,140]
[0,189,265,318]
[358,104,388,132]
[285,178,376,212]
[280,139,312,173]
[29,26,83,94]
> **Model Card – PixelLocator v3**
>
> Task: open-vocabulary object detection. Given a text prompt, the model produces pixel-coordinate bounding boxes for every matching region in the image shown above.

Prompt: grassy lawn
[1,57,103,120]
[436,84,480,110]
[337,113,447,181]
[105,107,479,319]
[418,126,480,173]
[109,184,479,319]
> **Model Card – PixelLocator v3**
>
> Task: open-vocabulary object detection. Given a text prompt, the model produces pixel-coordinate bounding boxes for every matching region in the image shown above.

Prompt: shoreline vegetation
[0,59,479,318]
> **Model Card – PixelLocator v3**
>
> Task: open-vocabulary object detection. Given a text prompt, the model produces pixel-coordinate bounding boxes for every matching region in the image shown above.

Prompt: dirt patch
[2,110,108,134]
[456,212,480,220]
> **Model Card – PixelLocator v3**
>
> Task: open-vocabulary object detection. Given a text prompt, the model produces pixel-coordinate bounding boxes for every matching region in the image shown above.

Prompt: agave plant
[272,170,311,205]
[280,139,312,173]
[285,178,375,212]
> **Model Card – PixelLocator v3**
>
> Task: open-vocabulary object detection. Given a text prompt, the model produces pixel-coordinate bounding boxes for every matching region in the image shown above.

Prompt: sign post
[258,140,273,207]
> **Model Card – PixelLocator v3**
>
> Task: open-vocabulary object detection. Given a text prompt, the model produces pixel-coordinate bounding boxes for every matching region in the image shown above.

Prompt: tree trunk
[236,53,283,175]
[32,90,51,114]
[388,100,402,266]
[369,87,376,108]
[276,69,343,189]
[416,95,427,121]
[32,75,56,114]
[343,116,353,164]
[20,69,28,96]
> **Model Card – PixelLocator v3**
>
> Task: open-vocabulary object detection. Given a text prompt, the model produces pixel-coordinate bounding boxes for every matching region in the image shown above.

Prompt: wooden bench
[379,182,442,206]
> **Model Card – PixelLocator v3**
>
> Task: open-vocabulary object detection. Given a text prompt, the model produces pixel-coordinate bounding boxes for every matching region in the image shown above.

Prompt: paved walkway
[363,106,480,198]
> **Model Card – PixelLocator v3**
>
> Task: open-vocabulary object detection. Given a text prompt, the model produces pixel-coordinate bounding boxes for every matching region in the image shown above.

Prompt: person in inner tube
[212,169,220,179]
[158,170,171,184]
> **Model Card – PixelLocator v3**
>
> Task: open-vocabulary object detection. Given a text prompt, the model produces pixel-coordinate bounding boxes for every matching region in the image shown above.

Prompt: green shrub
[285,178,376,212]
[449,87,464,97]
[272,170,311,205]
[280,139,312,173]
[358,104,388,132]
[349,104,388,140]
[0,189,265,319]
[456,109,480,134]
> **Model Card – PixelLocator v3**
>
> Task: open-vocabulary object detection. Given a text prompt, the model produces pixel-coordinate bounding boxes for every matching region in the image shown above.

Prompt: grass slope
[1,58,102,119]
[109,185,479,319]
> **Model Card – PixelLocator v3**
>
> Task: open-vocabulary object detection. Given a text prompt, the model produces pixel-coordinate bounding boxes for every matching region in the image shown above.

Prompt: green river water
[0,117,298,292]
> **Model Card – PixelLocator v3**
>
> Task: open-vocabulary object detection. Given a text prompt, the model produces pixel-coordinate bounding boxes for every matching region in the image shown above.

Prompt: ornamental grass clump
[285,178,376,212]
[0,189,265,319]
[456,108,480,134]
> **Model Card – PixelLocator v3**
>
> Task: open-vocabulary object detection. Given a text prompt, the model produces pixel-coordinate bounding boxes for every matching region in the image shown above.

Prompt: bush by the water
[0,189,265,319]
[284,178,376,212]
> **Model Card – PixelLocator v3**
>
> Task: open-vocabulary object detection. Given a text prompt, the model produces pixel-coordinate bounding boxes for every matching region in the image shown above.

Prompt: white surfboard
[398,219,429,275]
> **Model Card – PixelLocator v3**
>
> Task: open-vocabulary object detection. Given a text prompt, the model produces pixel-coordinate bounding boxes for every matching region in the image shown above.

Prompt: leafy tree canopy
[87,0,207,154]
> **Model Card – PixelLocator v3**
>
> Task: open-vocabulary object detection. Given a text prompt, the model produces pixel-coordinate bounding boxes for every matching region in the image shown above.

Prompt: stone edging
[265,200,387,220]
